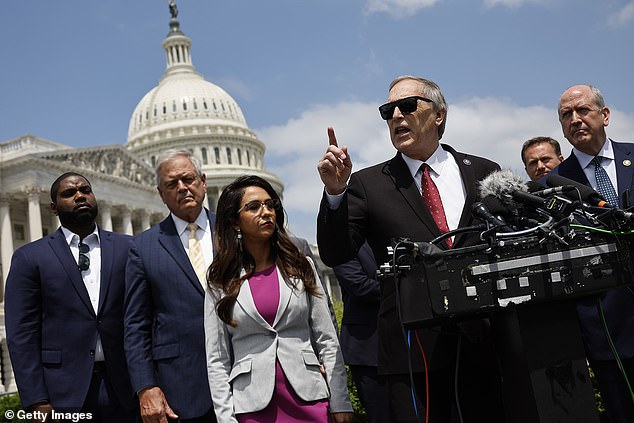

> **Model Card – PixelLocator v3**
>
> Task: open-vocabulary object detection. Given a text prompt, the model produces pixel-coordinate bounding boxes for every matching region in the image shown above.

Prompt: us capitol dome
[126,7,283,208]
[0,3,288,394]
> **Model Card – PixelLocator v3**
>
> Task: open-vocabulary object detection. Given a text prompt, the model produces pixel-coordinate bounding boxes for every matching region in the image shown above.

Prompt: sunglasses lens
[379,97,420,120]
[398,98,418,114]
[379,104,394,120]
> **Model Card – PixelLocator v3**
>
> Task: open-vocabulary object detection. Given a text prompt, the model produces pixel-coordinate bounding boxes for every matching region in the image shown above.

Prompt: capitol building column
[100,203,113,231]
[121,207,133,236]
[0,198,14,291]
[26,188,43,241]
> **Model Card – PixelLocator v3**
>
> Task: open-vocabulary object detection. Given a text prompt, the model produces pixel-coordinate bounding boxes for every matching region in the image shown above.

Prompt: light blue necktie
[593,156,619,206]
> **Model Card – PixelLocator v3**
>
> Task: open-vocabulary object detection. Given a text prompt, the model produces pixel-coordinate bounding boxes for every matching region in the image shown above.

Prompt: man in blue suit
[124,150,217,422]
[332,242,393,422]
[549,84,634,423]
[5,172,137,421]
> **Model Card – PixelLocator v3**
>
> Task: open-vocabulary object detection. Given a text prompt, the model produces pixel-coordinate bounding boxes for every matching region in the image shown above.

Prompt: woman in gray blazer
[204,175,352,423]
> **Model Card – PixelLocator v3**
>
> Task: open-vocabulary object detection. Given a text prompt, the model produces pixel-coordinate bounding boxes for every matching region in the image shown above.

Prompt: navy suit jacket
[124,209,215,419]
[318,145,500,374]
[4,227,135,411]
[549,139,634,360]
[332,242,380,367]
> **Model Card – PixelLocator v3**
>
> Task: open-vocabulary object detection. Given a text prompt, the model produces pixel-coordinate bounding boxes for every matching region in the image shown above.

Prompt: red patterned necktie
[421,164,452,248]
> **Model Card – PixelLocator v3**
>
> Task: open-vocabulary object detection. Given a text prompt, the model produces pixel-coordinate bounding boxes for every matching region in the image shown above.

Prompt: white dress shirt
[62,225,104,361]
[573,138,618,192]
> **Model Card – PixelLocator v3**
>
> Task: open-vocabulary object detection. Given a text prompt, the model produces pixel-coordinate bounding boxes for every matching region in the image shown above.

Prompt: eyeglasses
[238,198,281,214]
[379,96,433,120]
[78,242,90,271]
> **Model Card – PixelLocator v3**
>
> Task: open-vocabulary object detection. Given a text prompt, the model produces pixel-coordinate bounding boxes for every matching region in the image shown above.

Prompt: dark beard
[57,204,99,227]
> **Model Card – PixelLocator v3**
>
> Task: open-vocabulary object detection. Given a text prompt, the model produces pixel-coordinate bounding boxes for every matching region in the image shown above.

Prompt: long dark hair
[208,175,318,326]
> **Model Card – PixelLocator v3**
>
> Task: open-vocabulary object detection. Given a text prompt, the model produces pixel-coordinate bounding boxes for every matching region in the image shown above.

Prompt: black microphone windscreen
[481,195,510,216]
[526,180,546,193]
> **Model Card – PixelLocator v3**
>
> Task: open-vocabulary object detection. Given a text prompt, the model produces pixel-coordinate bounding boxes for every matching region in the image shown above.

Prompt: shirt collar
[61,225,100,247]
[574,138,613,170]
[171,209,209,236]
[401,144,449,179]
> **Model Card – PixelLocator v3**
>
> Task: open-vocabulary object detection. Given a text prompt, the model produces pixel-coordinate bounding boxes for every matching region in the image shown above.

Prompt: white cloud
[442,97,562,174]
[256,98,634,244]
[364,0,442,19]
[483,0,549,8]
[607,1,634,27]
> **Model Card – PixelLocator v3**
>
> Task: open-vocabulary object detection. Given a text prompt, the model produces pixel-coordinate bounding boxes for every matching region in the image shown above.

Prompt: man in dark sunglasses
[5,172,137,421]
[317,76,504,422]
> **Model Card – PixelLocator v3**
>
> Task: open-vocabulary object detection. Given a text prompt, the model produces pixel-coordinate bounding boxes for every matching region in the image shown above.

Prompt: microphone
[545,173,607,206]
[531,185,579,197]
[479,169,528,209]
[546,173,634,221]
[471,201,510,230]
[479,170,576,218]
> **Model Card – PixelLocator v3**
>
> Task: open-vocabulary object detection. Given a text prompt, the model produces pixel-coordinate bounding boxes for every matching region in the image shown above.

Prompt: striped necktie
[593,156,619,206]
[187,223,207,288]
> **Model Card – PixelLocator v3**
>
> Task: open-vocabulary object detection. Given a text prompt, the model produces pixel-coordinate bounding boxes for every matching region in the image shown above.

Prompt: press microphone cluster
[544,173,634,221]
[475,170,570,231]
[473,170,633,234]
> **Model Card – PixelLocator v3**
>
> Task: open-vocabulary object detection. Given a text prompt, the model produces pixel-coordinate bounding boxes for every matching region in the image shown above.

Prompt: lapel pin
[623,159,631,167]
[463,159,472,166]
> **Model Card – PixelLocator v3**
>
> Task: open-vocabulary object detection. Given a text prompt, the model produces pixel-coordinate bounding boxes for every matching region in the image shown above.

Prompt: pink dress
[237,265,329,423]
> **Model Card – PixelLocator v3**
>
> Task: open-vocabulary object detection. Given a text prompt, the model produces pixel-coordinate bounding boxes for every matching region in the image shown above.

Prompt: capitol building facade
[0,9,284,392]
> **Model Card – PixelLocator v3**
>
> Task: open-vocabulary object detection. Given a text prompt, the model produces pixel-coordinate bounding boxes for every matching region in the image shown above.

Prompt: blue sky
[2,0,633,243]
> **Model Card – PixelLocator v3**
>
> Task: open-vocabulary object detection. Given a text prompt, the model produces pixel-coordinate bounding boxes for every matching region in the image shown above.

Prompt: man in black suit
[548,84,634,423]
[316,75,504,422]
[332,242,393,422]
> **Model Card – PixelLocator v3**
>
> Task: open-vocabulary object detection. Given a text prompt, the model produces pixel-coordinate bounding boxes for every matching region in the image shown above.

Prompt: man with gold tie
[124,149,217,423]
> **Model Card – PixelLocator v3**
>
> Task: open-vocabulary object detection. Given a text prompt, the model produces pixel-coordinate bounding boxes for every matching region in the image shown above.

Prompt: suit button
[89,350,95,357]
[97,320,102,325]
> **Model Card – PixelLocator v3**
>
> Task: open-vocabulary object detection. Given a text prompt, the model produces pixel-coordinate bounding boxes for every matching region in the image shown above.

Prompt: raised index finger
[327,126,338,148]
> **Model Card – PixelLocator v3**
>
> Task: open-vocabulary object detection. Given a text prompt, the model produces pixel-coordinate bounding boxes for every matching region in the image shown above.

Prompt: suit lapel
[558,152,590,185]
[612,140,634,207]
[236,278,271,328]
[48,228,95,316]
[449,146,478,247]
[158,217,205,296]
[385,153,442,239]
[273,268,292,328]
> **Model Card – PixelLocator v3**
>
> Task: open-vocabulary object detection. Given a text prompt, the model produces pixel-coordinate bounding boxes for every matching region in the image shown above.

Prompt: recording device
[390,228,632,328]
[546,173,634,222]
[380,169,634,328]
[476,170,577,232]
[545,173,607,206]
